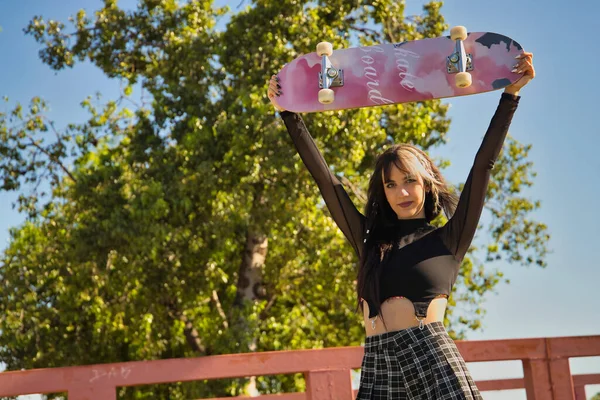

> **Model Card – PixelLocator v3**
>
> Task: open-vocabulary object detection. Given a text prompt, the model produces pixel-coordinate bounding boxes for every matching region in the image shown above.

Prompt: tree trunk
[234,229,268,396]
[235,230,268,305]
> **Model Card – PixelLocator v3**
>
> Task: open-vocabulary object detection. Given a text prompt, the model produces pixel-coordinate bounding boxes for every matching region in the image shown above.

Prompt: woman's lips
[399,201,413,208]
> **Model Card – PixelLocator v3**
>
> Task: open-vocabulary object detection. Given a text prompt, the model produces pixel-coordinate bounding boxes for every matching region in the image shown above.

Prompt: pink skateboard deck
[276,32,523,113]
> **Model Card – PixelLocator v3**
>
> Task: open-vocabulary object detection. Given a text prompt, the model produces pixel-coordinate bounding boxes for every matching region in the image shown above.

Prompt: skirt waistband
[364,321,447,352]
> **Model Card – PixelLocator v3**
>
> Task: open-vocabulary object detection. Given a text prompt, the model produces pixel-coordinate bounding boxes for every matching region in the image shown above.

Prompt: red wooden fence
[0,334,598,399]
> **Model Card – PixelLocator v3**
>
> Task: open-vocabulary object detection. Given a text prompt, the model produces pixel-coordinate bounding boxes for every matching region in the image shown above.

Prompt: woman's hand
[504,51,535,96]
[267,74,286,112]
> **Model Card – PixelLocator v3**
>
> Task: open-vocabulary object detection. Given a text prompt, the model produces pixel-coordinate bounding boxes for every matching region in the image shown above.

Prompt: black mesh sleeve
[440,92,520,261]
[280,111,365,258]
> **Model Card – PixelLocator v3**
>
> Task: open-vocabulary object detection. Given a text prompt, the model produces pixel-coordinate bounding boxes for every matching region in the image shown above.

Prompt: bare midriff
[362,295,448,336]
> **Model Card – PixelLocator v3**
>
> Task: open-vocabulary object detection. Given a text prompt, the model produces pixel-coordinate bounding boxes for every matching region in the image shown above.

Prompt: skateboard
[275,27,523,113]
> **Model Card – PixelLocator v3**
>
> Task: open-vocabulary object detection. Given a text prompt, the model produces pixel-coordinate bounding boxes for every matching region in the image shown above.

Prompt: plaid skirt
[356,321,483,400]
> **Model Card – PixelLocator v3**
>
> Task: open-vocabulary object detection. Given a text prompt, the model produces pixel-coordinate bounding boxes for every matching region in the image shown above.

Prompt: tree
[0,0,549,398]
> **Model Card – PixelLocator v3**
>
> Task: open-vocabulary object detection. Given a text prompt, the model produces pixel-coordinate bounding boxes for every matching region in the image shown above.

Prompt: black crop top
[280,93,520,319]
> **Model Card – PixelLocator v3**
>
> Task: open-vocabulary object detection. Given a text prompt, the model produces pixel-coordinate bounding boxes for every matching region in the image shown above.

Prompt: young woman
[268,52,535,399]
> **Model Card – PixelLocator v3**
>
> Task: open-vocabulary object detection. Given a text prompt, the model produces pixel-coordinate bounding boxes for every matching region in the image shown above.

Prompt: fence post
[305,369,354,400]
[523,359,552,400]
[574,385,586,400]
[549,358,575,400]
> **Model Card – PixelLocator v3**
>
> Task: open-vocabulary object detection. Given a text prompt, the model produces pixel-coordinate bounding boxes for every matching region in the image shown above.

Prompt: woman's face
[382,164,426,220]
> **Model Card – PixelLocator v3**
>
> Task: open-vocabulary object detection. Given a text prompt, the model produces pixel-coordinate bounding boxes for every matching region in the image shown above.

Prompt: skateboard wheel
[318,88,335,104]
[316,42,333,57]
[455,72,472,88]
[450,26,467,41]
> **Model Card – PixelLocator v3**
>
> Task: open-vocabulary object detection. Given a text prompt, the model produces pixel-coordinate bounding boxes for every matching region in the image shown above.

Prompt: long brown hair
[357,144,459,318]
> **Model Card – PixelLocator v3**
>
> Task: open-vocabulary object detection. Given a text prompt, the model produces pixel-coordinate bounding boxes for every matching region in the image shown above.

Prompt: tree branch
[349,25,382,41]
[27,137,77,183]
[337,174,367,203]
[259,294,278,321]
[384,19,398,43]
[181,314,209,355]
[211,290,229,329]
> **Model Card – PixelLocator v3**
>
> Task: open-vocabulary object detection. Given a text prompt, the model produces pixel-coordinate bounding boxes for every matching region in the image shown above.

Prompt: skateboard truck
[316,41,343,104]
[446,26,473,88]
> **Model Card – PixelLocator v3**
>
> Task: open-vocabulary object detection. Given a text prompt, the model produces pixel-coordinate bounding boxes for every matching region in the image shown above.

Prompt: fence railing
[0,334,598,399]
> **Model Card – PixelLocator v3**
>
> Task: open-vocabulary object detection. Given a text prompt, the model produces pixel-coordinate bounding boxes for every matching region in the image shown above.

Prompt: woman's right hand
[267,74,286,112]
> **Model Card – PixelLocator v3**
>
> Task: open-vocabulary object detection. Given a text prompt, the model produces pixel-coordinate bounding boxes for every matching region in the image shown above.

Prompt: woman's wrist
[503,87,520,97]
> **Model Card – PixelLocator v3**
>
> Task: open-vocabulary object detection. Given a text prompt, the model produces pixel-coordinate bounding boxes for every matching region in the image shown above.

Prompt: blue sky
[1,1,599,399]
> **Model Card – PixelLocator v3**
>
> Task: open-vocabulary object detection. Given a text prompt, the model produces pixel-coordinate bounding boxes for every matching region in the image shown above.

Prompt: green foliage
[0,0,549,398]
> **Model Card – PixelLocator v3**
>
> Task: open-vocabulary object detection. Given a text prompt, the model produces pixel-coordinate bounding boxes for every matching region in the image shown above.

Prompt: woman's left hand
[504,51,535,96]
